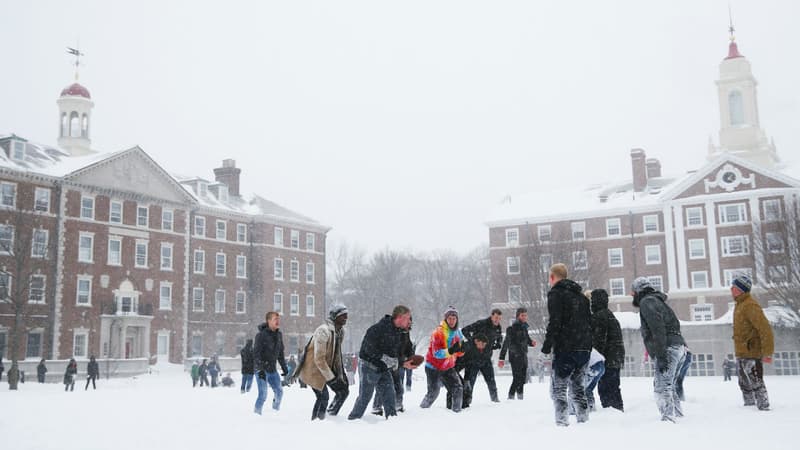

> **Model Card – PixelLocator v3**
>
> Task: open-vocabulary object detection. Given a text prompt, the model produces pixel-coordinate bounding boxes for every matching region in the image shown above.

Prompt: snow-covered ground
[2,364,798,450]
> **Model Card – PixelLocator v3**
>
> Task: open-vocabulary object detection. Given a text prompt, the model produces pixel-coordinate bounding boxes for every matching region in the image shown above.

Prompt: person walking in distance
[240,339,255,393]
[85,355,99,390]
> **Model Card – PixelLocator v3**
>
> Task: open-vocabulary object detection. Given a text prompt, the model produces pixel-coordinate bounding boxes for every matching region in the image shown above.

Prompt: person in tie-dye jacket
[420,306,466,412]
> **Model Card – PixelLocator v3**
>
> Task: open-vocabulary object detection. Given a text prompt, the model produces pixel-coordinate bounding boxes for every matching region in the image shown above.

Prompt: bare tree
[752,195,800,316]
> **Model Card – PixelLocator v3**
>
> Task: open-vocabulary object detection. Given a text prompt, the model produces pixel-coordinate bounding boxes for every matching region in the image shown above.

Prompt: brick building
[0,79,328,373]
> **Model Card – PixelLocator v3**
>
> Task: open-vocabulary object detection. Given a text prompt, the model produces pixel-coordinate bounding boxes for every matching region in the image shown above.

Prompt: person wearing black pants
[590,289,625,411]
[85,355,99,390]
[499,308,536,400]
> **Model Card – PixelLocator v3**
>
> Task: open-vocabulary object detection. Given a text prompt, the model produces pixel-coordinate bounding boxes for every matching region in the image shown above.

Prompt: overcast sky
[1,1,798,254]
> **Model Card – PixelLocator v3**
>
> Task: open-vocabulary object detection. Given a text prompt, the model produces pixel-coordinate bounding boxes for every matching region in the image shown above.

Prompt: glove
[257,370,266,380]
[380,355,399,371]
[497,360,505,369]
[281,369,288,377]
[448,341,462,355]
[327,377,347,392]
[541,341,552,355]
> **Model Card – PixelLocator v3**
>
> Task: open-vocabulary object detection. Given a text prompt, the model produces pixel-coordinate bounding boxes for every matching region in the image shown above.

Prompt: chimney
[213,159,241,197]
[630,149,647,192]
[646,158,661,178]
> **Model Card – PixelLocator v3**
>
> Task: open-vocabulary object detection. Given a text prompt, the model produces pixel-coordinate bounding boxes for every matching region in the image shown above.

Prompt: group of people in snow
[189,356,222,388]
[61,355,99,391]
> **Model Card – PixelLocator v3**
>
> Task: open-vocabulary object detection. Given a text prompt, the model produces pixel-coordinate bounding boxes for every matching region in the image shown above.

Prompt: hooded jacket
[425,320,465,371]
[499,320,535,360]
[636,289,685,363]
[733,292,774,359]
[462,317,504,351]
[240,340,255,374]
[590,291,626,369]
[542,279,592,354]
[359,315,404,371]
[298,319,346,390]
[254,323,289,374]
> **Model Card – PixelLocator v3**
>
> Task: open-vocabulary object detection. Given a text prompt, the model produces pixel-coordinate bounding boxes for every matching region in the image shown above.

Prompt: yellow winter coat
[732,293,775,359]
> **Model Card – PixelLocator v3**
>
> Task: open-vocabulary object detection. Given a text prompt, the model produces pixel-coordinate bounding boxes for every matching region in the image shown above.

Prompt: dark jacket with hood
[462,317,503,351]
[590,291,625,369]
[542,279,592,354]
[87,358,99,378]
[634,288,685,364]
[359,315,404,371]
[499,320,535,361]
[254,323,289,374]
[456,340,493,370]
[240,340,255,374]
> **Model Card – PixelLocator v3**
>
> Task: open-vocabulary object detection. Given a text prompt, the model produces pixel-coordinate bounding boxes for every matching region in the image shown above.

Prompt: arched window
[81,114,89,138]
[60,113,68,137]
[69,112,81,137]
[729,90,744,126]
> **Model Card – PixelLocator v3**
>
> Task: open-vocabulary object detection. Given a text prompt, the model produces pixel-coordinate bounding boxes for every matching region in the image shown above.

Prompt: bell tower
[57,47,95,156]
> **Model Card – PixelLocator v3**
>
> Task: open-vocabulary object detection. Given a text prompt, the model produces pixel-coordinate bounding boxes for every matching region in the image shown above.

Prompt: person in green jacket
[191,360,200,387]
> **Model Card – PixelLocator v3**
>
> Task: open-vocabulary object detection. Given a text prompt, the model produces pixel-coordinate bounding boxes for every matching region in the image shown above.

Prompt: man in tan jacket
[731,275,774,411]
[298,304,349,420]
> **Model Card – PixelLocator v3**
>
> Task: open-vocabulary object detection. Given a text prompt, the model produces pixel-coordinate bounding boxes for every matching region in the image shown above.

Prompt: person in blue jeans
[253,311,289,415]
[240,339,254,393]
[675,350,692,401]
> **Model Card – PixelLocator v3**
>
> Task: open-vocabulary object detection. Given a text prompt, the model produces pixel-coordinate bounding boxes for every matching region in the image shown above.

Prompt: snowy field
[2,364,798,450]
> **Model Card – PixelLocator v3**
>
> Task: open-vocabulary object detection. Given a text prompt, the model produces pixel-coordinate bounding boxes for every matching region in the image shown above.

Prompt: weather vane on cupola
[67,45,84,81]
[728,3,736,42]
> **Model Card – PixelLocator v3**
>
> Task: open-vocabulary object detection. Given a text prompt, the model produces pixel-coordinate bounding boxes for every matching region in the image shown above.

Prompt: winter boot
[371,406,383,416]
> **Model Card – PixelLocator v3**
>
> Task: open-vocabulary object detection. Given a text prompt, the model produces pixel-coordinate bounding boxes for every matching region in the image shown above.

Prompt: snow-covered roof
[0,134,117,177]
[615,305,800,329]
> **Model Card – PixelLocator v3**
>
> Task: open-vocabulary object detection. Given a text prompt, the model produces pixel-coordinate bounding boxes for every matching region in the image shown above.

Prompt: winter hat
[328,303,348,321]
[731,274,752,293]
[631,277,652,295]
[444,305,458,319]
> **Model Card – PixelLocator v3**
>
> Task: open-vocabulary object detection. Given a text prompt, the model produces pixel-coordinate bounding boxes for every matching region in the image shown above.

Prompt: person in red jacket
[419,306,466,412]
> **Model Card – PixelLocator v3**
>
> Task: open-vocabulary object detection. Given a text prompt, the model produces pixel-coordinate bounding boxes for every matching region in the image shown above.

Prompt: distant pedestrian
[191,360,200,387]
[85,355,99,390]
[723,357,735,382]
[221,373,235,387]
[64,358,77,392]
[208,356,221,388]
[37,359,48,383]
[240,339,255,393]
[199,359,209,387]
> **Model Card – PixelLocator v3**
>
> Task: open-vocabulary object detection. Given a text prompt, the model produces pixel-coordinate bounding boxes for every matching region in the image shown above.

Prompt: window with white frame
[194,216,206,237]
[689,353,715,376]
[508,285,521,304]
[273,292,283,313]
[571,222,586,240]
[193,250,205,273]
[157,333,169,356]
[161,243,173,270]
[608,248,623,267]
[274,227,284,246]
[80,196,94,219]
[236,255,246,278]
[162,209,174,231]
[290,294,299,316]
[0,183,16,208]
[505,228,519,247]
[216,253,226,276]
[719,203,747,224]
[573,251,588,270]
[721,235,750,257]
[688,239,706,259]
[290,260,300,282]
[135,240,148,268]
[29,275,46,303]
[159,283,172,310]
[691,304,714,321]
[724,268,753,287]
[192,287,204,312]
[32,229,48,258]
[643,215,659,233]
[609,278,625,296]
[306,295,315,317]
[507,256,520,275]
[216,220,226,240]
[34,188,50,212]
[108,237,122,265]
[73,332,87,359]
[647,276,663,292]
[686,207,703,226]
[137,205,149,227]
[215,289,225,313]
[190,335,202,357]
[606,218,621,237]
[0,272,9,298]
[26,332,42,358]
[306,262,315,284]
[774,351,800,376]
[274,258,283,279]
[109,201,122,224]
[76,277,91,305]
[306,232,315,251]
[237,224,247,242]
[763,199,782,222]
[12,140,25,160]
[768,265,787,284]
[645,245,661,264]
[236,291,246,314]
[291,230,300,248]
[766,233,784,253]
[621,356,637,377]
[0,224,12,254]
[539,254,553,273]
[78,233,93,263]
[691,271,709,289]
[538,225,551,242]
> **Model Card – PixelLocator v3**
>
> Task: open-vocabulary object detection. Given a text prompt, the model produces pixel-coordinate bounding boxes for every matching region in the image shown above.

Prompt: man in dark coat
[240,339,255,393]
[37,359,48,383]
[499,307,536,400]
[461,309,503,402]
[590,289,625,411]
[253,311,289,415]
[208,356,221,388]
[448,333,492,409]
[85,355,99,390]
[198,359,209,387]
[348,305,413,420]
[632,276,687,422]
[541,263,592,426]
[64,358,77,392]
[373,317,415,415]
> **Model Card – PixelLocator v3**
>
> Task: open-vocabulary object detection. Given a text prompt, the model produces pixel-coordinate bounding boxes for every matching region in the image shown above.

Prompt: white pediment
[64,147,194,204]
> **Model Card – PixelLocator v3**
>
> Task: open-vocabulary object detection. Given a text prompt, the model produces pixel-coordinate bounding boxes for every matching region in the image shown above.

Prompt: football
[407,355,425,367]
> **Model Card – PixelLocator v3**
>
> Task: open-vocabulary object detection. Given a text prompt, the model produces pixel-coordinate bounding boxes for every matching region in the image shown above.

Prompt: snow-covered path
[2,364,797,450]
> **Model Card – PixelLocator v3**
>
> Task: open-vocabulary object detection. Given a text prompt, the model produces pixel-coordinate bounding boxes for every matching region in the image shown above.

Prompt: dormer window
[11,140,25,161]
[199,182,208,197]
[218,185,229,203]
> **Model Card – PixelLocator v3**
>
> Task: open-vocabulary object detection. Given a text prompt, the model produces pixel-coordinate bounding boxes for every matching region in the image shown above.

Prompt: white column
[120,326,127,359]
[749,196,766,283]
[143,326,151,360]
[705,201,722,288]
[663,204,678,291]
[674,206,689,290]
